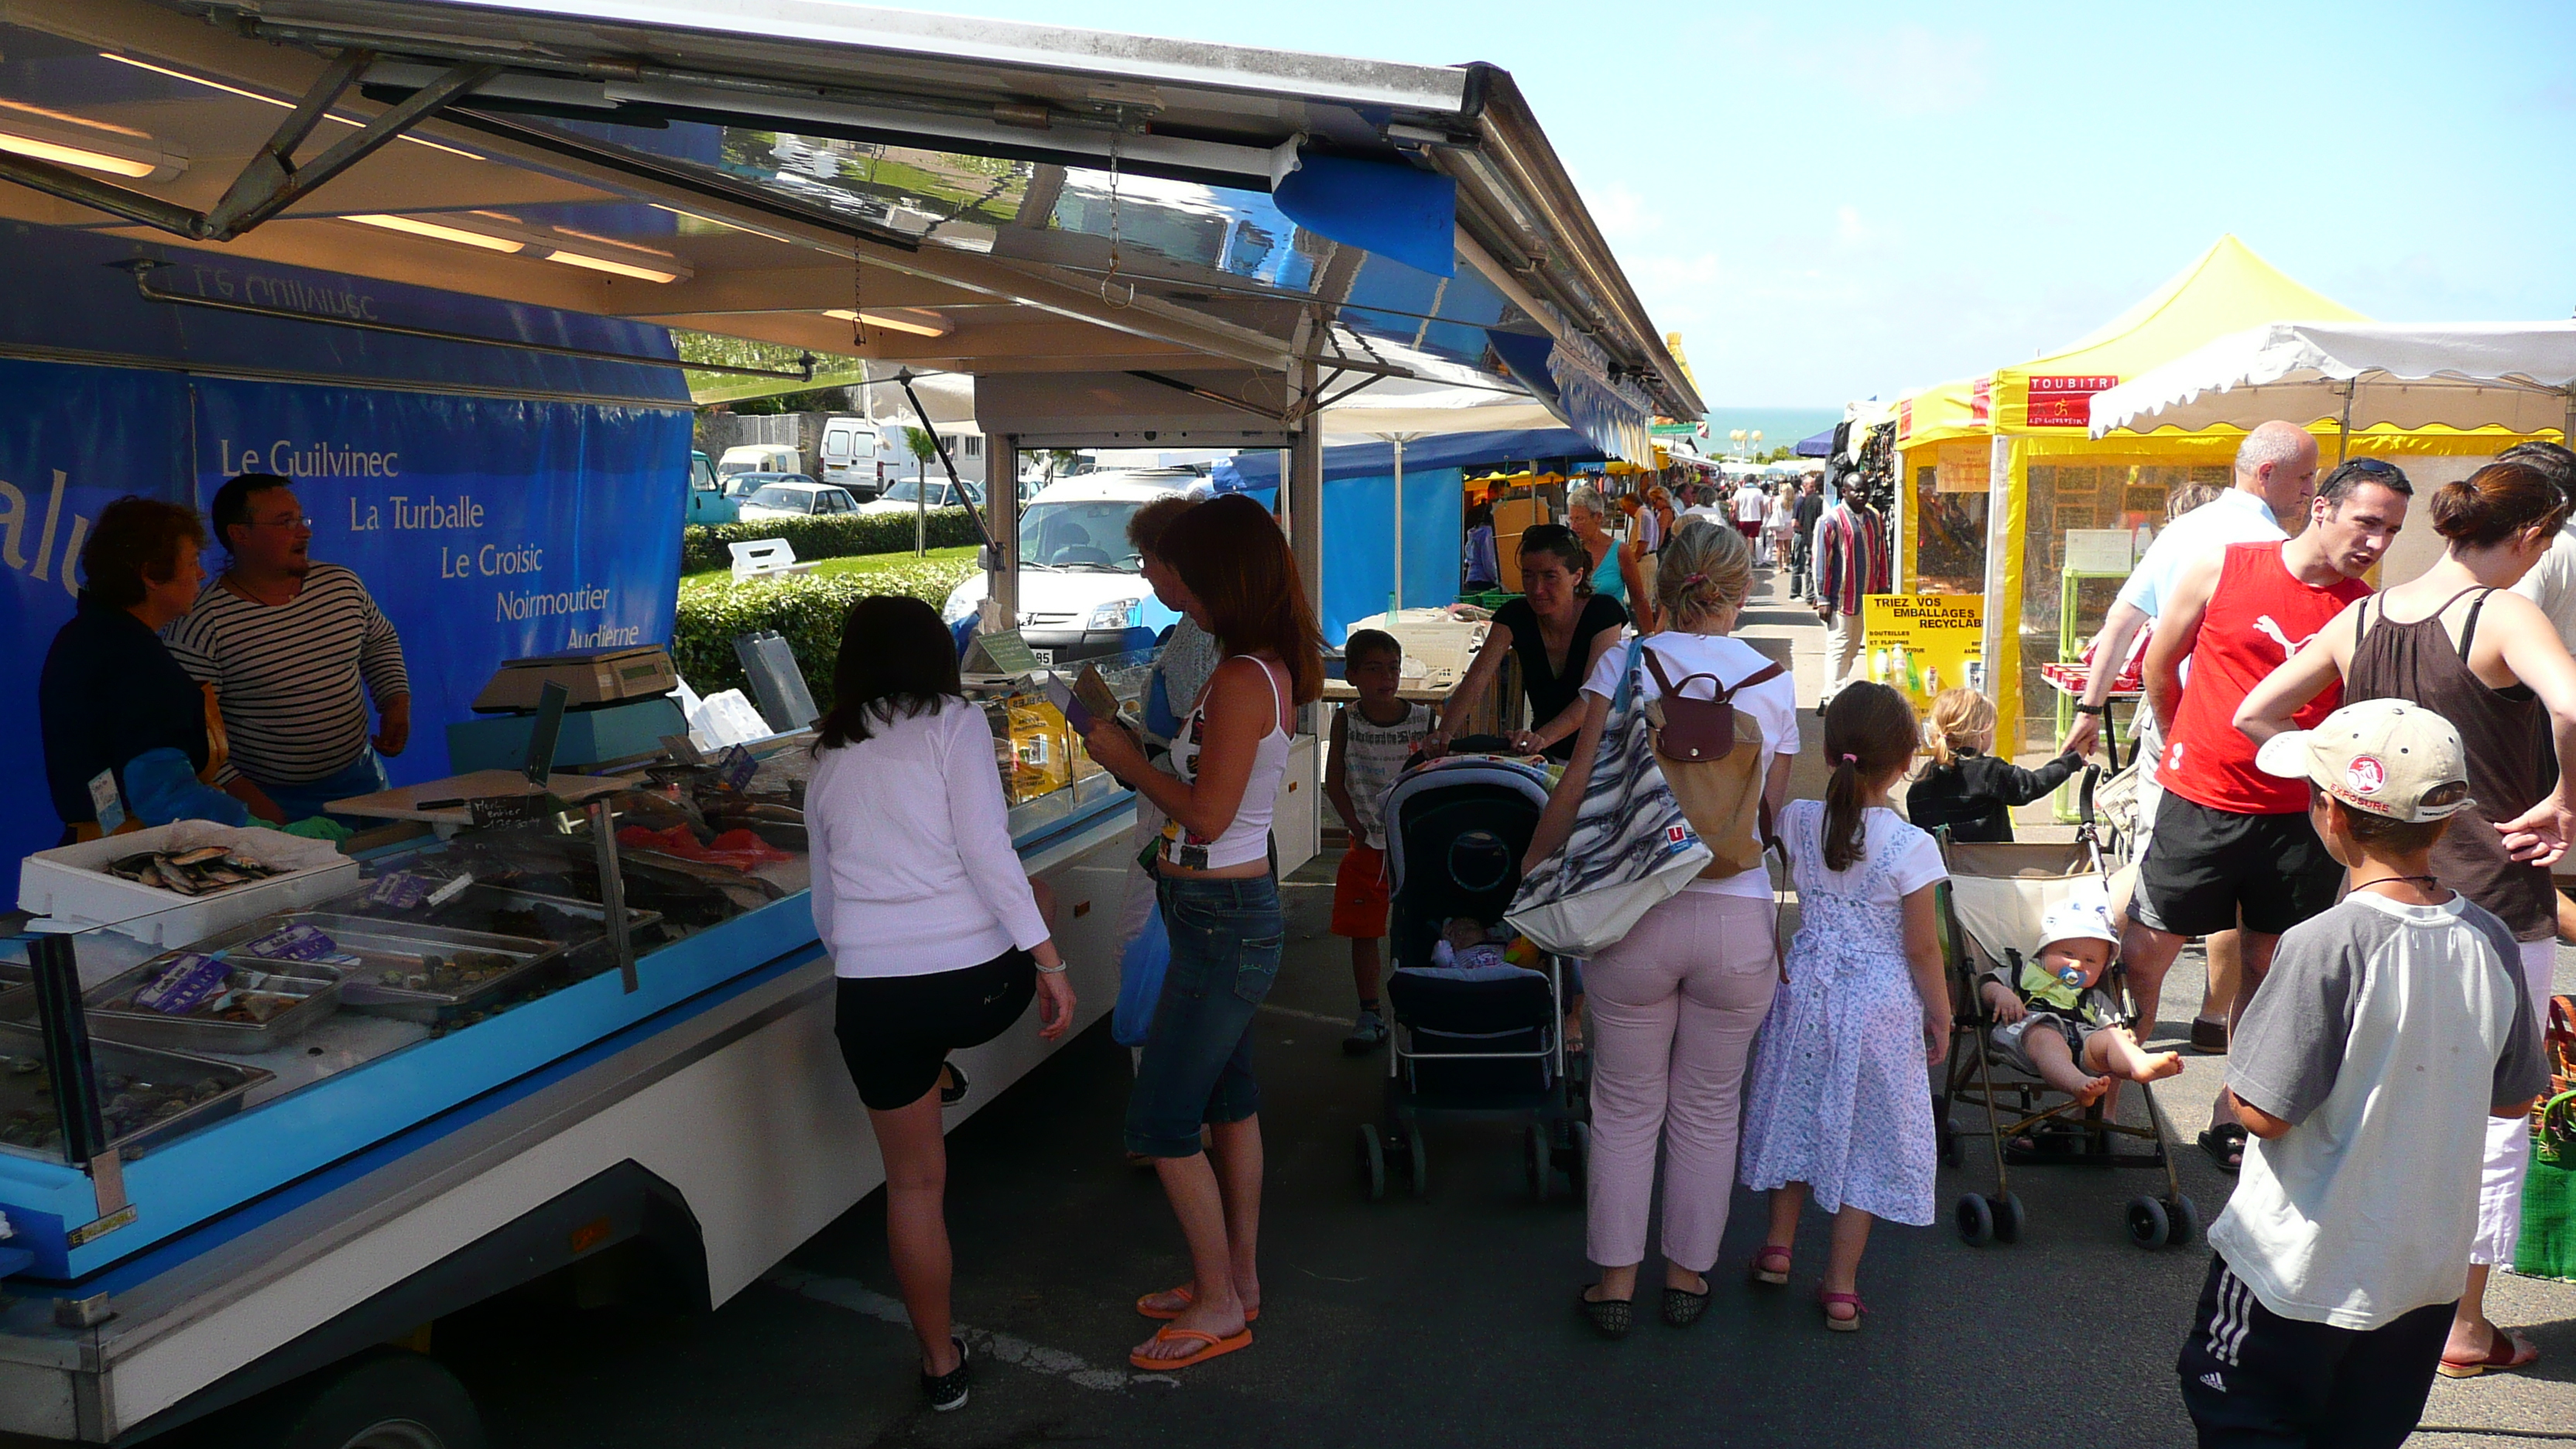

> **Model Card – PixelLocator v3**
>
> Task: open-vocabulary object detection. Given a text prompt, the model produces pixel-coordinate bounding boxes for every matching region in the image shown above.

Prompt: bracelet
[1032,957,1068,975]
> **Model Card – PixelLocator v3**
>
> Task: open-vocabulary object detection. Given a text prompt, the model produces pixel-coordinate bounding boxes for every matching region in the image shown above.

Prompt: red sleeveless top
[2162,541,2370,816]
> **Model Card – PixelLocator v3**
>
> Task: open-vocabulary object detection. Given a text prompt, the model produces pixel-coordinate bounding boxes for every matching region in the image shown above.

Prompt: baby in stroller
[1420,916,1540,980]
[1978,899,2184,1108]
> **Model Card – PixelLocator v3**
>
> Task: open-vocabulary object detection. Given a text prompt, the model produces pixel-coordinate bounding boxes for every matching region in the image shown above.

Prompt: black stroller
[1354,749,1585,1202]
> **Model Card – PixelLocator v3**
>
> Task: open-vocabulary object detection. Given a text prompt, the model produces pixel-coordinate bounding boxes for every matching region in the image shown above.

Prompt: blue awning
[1795,428,1837,457]
[1271,150,1457,279]
[1209,426,1604,490]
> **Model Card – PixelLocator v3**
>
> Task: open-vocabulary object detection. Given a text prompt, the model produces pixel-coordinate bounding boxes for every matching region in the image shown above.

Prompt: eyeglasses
[246,515,313,529]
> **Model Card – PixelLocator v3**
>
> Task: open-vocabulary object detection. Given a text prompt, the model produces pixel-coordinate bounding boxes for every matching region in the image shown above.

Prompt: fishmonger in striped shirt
[164,473,411,824]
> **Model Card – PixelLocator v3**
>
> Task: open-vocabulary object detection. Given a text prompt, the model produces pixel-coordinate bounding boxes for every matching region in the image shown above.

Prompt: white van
[940,470,1203,664]
[715,443,800,480]
[817,415,896,500]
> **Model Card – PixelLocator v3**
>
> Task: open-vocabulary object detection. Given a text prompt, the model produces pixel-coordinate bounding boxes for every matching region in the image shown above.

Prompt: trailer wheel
[262,1350,486,1449]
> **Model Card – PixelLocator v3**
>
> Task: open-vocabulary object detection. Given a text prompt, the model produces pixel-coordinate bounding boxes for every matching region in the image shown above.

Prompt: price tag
[718,745,759,792]
[468,793,551,827]
[87,769,125,835]
[426,872,476,907]
[975,630,1042,677]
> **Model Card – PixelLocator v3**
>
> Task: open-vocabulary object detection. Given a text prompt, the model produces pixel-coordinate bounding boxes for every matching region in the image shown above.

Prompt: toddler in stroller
[1353,755,1584,1202]
[1978,899,2184,1108]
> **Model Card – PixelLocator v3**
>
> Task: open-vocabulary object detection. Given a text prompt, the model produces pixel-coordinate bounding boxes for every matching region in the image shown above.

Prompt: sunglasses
[2329,457,2407,482]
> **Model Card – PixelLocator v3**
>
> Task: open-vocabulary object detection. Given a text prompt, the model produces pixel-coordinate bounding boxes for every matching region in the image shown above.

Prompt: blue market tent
[1211,428,1605,643]
[1795,427,1838,457]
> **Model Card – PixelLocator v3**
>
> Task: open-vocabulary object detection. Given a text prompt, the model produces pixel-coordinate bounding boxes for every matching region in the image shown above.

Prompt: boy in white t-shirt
[1325,629,1434,1053]
[2177,700,2548,1447]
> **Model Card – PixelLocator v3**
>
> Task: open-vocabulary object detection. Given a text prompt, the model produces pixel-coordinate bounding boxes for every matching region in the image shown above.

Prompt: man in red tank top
[2123,470,2412,1167]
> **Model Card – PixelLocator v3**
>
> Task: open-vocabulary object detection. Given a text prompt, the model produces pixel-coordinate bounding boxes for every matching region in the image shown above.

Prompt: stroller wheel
[1355,1125,1386,1202]
[1954,1192,1994,1246]
[2163,1194,2201,1249]
[1939,1118,1963,1169]
[2126,1194,2171,1250]
[1526,1122,1553,1202]
[1991,1193,2026,1245]
[1407,1130,1430,1198]
[1567,1120,1591,1190]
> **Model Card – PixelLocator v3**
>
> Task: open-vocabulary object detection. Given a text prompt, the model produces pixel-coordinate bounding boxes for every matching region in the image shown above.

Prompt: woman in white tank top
[1077,494,1321,1373]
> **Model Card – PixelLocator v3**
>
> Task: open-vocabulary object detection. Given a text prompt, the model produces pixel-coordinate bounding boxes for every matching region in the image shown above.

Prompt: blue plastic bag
[1114,905,1170,1047]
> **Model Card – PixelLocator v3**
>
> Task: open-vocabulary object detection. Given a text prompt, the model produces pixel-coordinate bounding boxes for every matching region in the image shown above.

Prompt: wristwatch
[2073,703,2106,717]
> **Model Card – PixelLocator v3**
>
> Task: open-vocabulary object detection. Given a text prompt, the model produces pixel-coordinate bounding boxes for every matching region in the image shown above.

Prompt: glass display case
[975,643,1159,844]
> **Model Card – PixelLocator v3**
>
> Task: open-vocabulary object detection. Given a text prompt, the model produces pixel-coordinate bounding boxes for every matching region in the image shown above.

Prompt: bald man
[2061,420,2317,1052]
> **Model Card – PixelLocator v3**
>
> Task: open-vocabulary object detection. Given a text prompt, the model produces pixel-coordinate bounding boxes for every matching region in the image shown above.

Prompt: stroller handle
[1409,733,1518,769]
[2078,763,2101,825]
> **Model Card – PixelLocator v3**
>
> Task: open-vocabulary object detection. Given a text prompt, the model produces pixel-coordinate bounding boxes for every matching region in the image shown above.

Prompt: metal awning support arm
[887,370,995,549]
[207,54,500,239]
[0,48,496,242]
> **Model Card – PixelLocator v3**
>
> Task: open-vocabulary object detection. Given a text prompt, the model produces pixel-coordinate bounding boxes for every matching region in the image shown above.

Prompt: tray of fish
[19,822,360,946]
[0,1022,272,1159]
[278,913,565,1023]
[351,883,664,981]
[75,951,344,1055]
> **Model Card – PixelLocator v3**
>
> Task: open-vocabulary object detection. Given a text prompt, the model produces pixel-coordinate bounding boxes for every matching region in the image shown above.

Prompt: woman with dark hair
[1075,492,1322,1372]
[805,594,1075,1412]
[2238,458,2576,1380]
[39,496,279,841]
[1426,522,1629,760]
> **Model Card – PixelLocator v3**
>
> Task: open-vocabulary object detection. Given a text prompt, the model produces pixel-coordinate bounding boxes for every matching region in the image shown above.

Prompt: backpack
[1640,645,1785,879]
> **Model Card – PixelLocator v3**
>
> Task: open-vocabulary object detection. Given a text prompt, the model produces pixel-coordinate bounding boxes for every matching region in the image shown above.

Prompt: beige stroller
[1933,774,2200,1251]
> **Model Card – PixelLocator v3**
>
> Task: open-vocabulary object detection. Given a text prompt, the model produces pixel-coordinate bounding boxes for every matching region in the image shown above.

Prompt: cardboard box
[1492,495,1554,593]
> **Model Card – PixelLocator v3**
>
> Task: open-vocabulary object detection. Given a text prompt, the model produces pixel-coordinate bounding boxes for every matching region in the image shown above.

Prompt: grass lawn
[677,544,979,595]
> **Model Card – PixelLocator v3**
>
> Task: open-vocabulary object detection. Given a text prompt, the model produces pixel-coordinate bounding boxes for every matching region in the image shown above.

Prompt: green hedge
[681,508,981,573]
[670,557,978,707]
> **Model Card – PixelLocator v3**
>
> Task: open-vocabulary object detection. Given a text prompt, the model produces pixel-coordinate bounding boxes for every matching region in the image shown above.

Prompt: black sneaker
[923,1336,970,1412]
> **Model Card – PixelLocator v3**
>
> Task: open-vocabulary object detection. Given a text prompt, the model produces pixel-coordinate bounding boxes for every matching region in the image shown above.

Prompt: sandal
[1136,1284,1259,1323]
[1577,1286,1632,1339]
[2438,1327,2540,1379]
[2191,1016,2230,1053]
[2197,1124,2247,1175]
[1749,1246,1793,1286]
[1818,1290,1865,1333]
[1129,1325,1253,1372]
[1662,1280,1711,1328]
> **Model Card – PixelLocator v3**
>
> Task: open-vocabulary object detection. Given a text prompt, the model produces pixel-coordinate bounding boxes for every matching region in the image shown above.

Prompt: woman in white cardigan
[807,594,1075,1412]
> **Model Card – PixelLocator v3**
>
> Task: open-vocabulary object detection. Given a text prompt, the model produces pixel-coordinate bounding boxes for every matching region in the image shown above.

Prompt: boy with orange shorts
[1325,629,1434,1053]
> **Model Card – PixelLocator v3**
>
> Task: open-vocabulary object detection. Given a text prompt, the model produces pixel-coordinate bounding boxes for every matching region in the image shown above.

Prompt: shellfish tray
[0,1020,270,1160]
[274,913,565,1023]
[73,953,346,1056]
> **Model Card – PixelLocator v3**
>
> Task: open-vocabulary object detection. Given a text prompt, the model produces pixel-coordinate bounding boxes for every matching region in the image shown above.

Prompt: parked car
[715,443,800,480]
[721,470,818,500]
[857,476,985,516]
[735,479,865,520]
[686,449,739,525]
[940,471,1198,664]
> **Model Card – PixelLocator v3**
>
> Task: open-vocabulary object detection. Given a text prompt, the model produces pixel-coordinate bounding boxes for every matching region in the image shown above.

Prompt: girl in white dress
[1738,681,1951,1331]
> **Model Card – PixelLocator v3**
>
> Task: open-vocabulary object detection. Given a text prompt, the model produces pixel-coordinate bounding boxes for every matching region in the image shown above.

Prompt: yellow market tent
[1898,235,2556,745]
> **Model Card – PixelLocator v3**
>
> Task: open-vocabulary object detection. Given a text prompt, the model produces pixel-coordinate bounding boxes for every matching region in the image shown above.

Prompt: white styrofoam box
[19,821,360,947]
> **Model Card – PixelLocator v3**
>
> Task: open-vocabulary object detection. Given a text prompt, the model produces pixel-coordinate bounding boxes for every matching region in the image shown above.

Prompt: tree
[904,426,939,484]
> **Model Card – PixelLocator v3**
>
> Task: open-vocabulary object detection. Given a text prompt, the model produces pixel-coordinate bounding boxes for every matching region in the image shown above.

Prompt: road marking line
[1259,1004,1355,1026]
[765,1266,1177,1391]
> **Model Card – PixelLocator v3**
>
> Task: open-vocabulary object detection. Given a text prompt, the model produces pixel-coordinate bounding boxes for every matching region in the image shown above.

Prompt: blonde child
[1905,686,2084,843]
[1738,682,1948,1331]
[1978,897,2184,1108]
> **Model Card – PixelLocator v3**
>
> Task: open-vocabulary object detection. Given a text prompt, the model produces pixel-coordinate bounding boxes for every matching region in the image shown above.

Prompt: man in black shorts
[2121,466,2406,1169]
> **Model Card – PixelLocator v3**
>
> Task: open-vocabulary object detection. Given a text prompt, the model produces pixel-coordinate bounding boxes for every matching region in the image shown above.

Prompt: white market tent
[2089,320,2576,443]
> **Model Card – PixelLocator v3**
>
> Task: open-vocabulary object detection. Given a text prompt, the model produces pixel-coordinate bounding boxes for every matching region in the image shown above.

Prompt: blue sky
[906,0,2576,406]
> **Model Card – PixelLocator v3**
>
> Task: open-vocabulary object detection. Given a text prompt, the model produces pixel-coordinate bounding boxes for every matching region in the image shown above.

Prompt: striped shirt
[1814,502,1891,616]
[1339,698,1434,849]
[164,564,409,785]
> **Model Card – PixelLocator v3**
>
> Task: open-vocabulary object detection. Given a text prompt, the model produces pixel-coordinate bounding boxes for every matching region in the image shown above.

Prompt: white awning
[2089,320,2576,438]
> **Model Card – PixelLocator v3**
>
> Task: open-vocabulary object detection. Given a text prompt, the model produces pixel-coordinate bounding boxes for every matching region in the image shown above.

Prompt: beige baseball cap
[2254,697,2474,823]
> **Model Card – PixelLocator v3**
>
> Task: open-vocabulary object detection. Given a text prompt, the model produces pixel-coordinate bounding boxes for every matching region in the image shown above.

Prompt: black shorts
[834,949,1036,1111]
[2176,1255,2452,1449]
[2130,793,2342,939]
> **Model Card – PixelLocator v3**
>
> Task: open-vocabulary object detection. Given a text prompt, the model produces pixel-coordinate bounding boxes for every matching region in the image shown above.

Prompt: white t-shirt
[1581,631,1800,901]
[1733,485,1769,523]
[807,697,1052,978]
[2210,893,2549,1329]
[1788,802,1947,907]
[2508,518,2576,653]
[2112,488,2284,619]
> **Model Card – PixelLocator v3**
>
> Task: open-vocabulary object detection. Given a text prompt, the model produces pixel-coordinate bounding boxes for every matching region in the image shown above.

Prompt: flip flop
[2197,1124,2247,1174]
[1129,1325,1253,1372]
[2439,1327,2540,1379]
[1136,1285,1259,1323]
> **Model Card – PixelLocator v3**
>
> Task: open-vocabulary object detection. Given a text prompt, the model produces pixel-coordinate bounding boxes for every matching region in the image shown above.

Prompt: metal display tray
[77,957,344,1055]
[0,1019,272,1159]
[279,913,565,1023]
[346,886,663,981]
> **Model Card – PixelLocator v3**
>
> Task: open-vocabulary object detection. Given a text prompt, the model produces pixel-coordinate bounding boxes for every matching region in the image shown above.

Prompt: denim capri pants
[1124,872,1283,1157]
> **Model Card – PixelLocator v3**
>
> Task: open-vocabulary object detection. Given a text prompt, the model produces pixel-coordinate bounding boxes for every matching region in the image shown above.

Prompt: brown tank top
[2346,588,2554,939]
